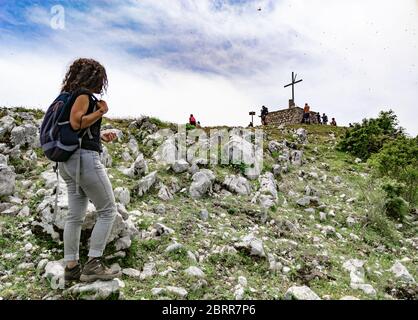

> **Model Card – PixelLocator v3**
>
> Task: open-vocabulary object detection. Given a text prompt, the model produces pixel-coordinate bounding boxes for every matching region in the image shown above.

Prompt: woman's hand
[97,100,109,115]
[101,130,117,143]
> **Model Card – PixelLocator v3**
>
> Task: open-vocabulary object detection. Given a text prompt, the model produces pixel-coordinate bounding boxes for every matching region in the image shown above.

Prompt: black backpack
[40,90,97,162]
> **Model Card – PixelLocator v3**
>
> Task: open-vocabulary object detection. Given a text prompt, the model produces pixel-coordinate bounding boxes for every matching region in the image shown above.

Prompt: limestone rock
[0,164,16,196]
[136,171,158,196]
[390,261,415,283]
[223,175,251,195]
[171,159,189,173]
[284,285,321,300]
[66,279,124,300]
[184,266,205,279]
[235,234,265,258]
[114,187,130,206]
[189,169,215,199]
[10,123,38,147]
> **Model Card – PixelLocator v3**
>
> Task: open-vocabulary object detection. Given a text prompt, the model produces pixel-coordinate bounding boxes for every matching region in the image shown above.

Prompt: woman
[58,58,121,283]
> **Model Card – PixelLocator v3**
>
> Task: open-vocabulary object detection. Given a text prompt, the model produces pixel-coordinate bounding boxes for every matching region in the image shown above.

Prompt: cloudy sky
[0,0,417,135]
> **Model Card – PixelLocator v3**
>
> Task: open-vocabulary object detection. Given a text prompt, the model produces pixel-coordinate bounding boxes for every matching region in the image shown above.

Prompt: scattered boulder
[136,171,158,196]
[158,184,174,201]
[0,164,16,196]
[223,175,251,195]
[200,209,209,221]
[184,266,205,279]
[296,196,319,207]
[343,259,376,296]
[296,128,308,143]
[390,261,415,283]
[114,187,130,206]
[290,150,303,166]
[171,159,189,173]
[43,260,65,281]
[100,145,112,168]
[284,285,321,300]
[10,123,38,147]
[235,234,265,258]
[189,169,215,199]
[121,153,148,177]
[66,279,124,300]
[0,115,15,139]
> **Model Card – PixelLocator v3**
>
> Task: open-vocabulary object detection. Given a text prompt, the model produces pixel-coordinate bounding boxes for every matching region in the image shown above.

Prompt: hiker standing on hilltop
[260,106,269,125]
[189,114,196,126]
[322,113,328,125]
[331,118,337,126]
[302,103,311,124]
[316,112,322,124]
[54,59,121,283]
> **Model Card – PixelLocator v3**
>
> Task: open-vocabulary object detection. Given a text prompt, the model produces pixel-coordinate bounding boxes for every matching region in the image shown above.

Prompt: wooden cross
[284,72,303,105]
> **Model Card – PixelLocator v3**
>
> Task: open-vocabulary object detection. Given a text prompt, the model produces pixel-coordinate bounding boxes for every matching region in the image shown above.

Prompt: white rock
[290,150,303,166]
[37,259,49,271]
[136,171,158,196]
[43,260,65,280]
[114,187,130,206]
[200,209,209,221]
[10,124,38,147]
[24,243,33,252]
[154,223,174,236]
[350,283,376,296]
[140,263,156,280]
[17,262,35,270]
[171,159,189,173]
[184,266,205,278]
[67,279,124,300]
[165,286,188,298]
[284,285,321,300]
[223,175,251,195]
[0,164,16,196]
[115,235,132,251]
[122,268,141,279]
[158,184,173,201]
[165,242,183,253]
[18,206,30,217]
[389,261,415,283]
[189,169,215,199]
[235,234,265,257]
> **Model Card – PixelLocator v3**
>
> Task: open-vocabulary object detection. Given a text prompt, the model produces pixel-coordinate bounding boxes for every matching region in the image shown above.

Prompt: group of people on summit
[259,103,337,127]
[302,103,336,126]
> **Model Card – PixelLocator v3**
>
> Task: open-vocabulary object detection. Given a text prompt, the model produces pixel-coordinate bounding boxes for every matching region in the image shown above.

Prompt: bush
[381,181,409,221]
[369,136,418,205]
[337,110,403,160]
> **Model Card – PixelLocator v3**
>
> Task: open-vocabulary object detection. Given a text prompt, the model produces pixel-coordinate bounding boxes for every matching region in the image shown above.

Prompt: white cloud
[0,0,417,135]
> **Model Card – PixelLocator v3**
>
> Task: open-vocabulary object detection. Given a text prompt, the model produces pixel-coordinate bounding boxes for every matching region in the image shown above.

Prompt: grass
[1,107,416,300]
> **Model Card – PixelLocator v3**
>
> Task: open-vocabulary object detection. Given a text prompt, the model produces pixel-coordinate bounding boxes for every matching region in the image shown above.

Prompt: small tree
[337,110,403,159]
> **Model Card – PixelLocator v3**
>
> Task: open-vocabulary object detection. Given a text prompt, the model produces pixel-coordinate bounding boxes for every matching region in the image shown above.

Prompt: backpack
[39,90,98,221]
[40,90,97,162]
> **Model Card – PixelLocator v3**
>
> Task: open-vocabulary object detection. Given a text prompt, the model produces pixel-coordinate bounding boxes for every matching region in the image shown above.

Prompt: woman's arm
[70,95,105,131]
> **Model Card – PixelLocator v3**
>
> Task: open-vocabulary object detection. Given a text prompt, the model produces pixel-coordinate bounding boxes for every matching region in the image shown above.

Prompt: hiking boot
[80,258,121,282]
[64,264,82,282]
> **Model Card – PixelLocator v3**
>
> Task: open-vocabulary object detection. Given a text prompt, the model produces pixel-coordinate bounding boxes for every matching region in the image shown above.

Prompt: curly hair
[61,58,108,94]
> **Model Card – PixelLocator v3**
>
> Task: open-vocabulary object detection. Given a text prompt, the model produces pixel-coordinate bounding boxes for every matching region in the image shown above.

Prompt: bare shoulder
[72,94,90,112]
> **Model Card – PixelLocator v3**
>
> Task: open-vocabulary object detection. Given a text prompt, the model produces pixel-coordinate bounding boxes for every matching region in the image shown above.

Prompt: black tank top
[69,89,103,154]
[80,95,102,153]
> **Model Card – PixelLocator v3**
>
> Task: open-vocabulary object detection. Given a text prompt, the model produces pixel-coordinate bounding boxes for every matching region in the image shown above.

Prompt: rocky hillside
[0,106,416,300]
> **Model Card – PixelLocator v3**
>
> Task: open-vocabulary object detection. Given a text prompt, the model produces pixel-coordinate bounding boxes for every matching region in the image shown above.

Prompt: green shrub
[369,136,418,205]
[381,181,409,221]
[337,110,403,160]
[186,123,196,130]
